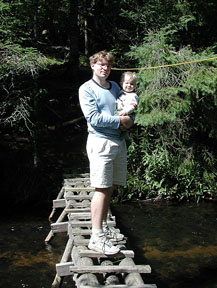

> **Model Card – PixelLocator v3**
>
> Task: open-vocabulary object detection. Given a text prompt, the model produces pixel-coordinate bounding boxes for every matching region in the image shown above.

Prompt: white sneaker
[88,234,120,255]
[102,225,124,241]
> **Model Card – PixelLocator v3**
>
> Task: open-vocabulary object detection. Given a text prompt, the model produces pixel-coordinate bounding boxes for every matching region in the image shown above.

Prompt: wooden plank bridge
[45,174,157,288]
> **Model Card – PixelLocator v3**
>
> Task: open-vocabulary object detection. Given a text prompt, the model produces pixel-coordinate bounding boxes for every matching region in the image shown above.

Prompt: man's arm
[79,84,120,129]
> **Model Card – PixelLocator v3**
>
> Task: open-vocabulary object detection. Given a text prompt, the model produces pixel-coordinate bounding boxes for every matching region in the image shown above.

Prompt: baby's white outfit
[116,91,139,115]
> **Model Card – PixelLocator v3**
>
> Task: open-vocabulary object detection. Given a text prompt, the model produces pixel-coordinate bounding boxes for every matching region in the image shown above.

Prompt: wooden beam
[51,238,74,288]
[53,199,66,208]
[78,249,135,258]
[45,202,71,242]
[56,261,74,276]
[68,212,91,219]
[68,219,116,228]
[51,222,68,232]
[69,265,151,274]
[64,194,92,201]
[73,238,126,246]
[49,187,65,220]
[64,187,94,192]
[56,262,151,277]
[79,285,157,288]
[65,207,91,213]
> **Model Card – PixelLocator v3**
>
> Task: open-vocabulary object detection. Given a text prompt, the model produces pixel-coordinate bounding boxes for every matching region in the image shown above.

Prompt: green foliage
[0,0,34,44]
[1,0,217,58]
[119,0,217,49]
[1,0,217,203]
[0,43,63,130]
[119,30,217,202]
[0,43,58,78]
[0,0,70,46]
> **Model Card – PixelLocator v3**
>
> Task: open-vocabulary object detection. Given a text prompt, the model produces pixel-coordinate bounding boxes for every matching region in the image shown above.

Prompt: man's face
[91,59,111,79]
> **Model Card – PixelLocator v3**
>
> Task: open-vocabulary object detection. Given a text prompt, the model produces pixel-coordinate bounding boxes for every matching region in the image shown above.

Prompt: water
[1,201,217,288]
[0,213,74,288]
[113,201,217,288]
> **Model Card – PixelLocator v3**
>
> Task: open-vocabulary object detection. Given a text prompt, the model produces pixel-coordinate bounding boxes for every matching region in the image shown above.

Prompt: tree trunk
[68,0,79,80]
[33,0,38,40]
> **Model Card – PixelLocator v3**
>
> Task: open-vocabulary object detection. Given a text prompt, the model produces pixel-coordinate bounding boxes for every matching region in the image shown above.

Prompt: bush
[0,43,63,129]
[119,30,217,202]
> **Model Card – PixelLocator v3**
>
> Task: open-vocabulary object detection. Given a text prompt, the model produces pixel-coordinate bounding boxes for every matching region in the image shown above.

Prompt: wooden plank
[68,220,116,228]
[61,238,74,262]
[73,238,126,246]
[45,202,71,242]
[80,285,157,288]
[64,180,90,185]
[51,222,68,232]
[64,178,90,183]
[64,176,90,180]
[67,220,92,227]
[65,181,90,185]
[65,187,94,192]
[68,212,91,219]
[49,187,65,220]
[69,265,151,274]
[53,199,66,208]
[64,185,90,190]
[56,261,74,276]
[51,238,74,288]
[65,207,91,213]
[66,201,91,208]
[68,213,115,221]
[56,262,150,277]
[64,194,93,200]
[78,249,134,258]
[68,226,92,235]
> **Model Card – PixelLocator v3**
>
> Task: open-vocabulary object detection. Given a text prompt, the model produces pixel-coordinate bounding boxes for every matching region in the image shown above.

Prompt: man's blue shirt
[79,79,121,140]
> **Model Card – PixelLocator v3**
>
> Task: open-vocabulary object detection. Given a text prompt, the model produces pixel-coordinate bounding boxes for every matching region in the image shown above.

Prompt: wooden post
[48,187,65,221]
[45,201,71,243]
[51,238,74,288]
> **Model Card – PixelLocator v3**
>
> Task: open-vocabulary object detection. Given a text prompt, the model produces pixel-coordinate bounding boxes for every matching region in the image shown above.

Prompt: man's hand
[119,116,134,131]
[119,112,127,116]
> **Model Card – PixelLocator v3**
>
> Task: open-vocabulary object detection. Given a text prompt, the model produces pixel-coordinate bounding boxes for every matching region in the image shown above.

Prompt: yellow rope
[111,56,217,71]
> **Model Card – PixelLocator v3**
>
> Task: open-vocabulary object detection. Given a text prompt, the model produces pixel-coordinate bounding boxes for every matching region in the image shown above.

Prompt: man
[79,50,133,255]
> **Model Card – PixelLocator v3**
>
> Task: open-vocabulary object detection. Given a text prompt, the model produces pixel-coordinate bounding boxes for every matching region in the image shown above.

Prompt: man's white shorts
[86,134,127,188]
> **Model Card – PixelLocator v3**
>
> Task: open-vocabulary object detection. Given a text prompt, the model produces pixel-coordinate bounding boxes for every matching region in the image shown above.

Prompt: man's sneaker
[102,225,124,241]
[88,233,120,255]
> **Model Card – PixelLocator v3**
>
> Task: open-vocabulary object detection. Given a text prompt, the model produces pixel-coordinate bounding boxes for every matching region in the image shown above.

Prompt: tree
[68,0,79,78]
[120,30,217,202]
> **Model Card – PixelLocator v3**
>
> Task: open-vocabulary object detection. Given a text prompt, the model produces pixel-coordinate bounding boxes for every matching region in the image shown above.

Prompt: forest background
[1,0,217,211]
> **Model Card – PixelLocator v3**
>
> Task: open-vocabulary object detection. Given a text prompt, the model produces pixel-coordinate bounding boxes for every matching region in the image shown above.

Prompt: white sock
[92,228,103,238]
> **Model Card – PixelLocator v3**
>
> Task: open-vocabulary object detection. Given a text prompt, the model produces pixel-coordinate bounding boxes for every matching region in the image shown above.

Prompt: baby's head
[120,71,137,93]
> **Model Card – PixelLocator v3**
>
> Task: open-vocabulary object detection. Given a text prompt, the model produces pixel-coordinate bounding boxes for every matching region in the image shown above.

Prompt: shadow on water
[113,201,217,288]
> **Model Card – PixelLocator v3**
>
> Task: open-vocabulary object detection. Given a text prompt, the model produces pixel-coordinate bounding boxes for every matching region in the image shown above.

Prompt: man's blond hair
[89,50,114,66]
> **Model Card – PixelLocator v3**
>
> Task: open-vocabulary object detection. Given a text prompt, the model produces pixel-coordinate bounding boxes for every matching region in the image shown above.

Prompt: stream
[1,201,217,288]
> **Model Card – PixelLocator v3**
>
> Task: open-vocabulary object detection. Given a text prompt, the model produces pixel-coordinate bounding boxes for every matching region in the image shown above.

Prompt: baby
[117,71,139,116]
[116,71,139,139]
